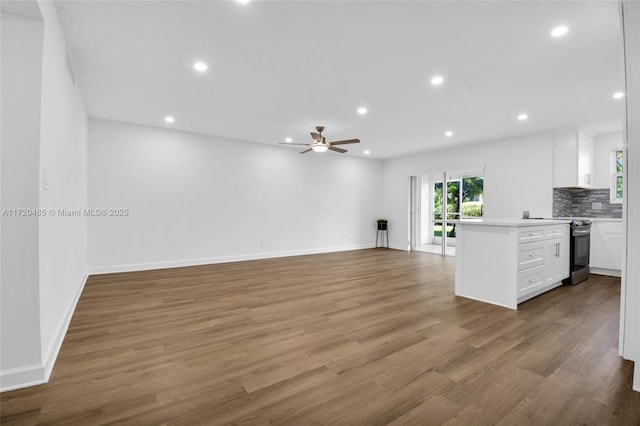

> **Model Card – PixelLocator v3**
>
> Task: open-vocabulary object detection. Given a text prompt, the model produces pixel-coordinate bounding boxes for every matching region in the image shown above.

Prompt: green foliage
[433,176,484,223]
[616,150,624,173]
[462,201,483,217]
[433,225,455,237]
[462,177,483,202]
[433,181,460,218]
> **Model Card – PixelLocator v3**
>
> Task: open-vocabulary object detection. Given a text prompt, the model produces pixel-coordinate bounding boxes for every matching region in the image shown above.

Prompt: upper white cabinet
[553,128,595,188]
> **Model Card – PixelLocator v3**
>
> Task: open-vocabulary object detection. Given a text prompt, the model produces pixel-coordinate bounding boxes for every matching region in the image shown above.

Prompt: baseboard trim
[89,244,377,275]
[455,293,515,311]
[1,271,89,393]
[590,267,622,277]
[0,364,46,393]
[41,271,89,381]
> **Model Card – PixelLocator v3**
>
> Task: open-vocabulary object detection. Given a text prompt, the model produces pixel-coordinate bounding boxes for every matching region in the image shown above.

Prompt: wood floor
[2,249,639,425]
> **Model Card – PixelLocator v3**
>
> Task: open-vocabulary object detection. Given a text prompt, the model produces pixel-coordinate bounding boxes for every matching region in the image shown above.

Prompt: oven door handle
[573,229,591,235]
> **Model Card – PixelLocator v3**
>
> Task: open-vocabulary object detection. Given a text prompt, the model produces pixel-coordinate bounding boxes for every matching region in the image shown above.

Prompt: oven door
[573,228,591,269]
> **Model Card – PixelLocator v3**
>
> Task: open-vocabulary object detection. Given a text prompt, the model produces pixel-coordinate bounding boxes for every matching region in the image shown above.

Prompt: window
[611,149,623,203]
[433,176,483,238]
[461,177,484,219]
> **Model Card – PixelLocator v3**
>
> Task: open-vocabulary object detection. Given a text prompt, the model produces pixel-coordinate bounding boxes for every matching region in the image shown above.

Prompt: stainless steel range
[563,219,592,285]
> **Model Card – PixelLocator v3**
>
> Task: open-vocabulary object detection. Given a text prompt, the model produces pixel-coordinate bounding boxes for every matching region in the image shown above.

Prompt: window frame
[611,148,624,204]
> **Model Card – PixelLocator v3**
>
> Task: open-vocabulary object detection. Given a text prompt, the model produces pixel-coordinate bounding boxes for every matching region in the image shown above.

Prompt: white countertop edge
[452,219,571,227]
[553,217,622,222]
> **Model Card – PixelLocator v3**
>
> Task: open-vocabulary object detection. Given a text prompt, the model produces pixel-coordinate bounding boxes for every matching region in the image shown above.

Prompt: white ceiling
[55,0,625,159]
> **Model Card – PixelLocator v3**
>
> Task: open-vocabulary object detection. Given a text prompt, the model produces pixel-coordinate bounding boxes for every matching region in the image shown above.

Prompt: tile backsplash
[553,188,622,218]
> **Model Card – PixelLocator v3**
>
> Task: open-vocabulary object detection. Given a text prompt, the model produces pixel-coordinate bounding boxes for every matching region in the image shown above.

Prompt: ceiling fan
[280,126,360,154]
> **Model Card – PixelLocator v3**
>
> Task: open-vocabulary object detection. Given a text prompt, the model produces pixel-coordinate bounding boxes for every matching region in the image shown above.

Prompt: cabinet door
[552,129,594,188]
[602,222,624,270]
[577,131,594,188]
[553,131,578,187]
[591,222,623,271]
[590,222,606,269]
[545,236,569,284]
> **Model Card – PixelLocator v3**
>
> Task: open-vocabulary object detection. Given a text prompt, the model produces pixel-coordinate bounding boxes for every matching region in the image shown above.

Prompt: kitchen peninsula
[454,219,572,310]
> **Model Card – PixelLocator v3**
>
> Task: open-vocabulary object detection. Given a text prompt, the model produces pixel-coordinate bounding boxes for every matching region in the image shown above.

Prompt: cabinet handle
[529,278,538,283]
[529,254,537,257]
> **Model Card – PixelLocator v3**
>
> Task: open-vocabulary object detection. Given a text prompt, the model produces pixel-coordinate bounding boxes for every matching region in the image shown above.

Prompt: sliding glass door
[432,174,459,250]
[410,168,484,256]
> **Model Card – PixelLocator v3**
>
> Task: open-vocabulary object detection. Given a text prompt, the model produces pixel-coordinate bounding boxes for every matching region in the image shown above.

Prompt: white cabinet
[543,228,570,285]
[590,220,623,276]
[517,225,569,300]
[553,128,595,188]
[455,221,570,310]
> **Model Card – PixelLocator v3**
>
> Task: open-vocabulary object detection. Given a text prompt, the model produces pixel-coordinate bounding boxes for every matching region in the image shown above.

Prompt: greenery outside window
[611,149,623,204]
[433,177,483,238]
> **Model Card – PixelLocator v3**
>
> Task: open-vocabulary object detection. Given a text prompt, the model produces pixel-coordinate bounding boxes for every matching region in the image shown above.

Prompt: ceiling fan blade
[329,138,360,146]
[328,146,347,154]
[300,148,313,154]
[279,142,310,146]
[310,132,322,142]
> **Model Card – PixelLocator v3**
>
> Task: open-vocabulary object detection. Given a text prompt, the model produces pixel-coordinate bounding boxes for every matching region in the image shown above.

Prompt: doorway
[410,168,484,256]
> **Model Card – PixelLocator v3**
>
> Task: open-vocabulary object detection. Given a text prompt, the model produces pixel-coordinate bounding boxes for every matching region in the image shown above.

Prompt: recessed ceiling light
[551,26,569,37]
[357,107,368,115]
[364,150,371,155]
[285,137,293,143]
[612,92,625,99]
[517,113,528,121]
[193,62,208,72]
[236,0,251,3]
[431,75,444,85]
[164,116,175,123]
[445,131,453,137]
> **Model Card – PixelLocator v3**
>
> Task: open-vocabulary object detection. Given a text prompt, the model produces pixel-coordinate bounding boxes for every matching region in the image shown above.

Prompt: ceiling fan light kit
[279,126,360,154]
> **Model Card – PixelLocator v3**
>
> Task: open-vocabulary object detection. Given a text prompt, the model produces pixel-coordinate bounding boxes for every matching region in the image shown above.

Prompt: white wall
[382,132,554,249]
[594,132,623,189]
[37,1,89,374]
[0,1,89,392]
[88,119,382,272]
[620,1,640,392]
[1,6,45,387]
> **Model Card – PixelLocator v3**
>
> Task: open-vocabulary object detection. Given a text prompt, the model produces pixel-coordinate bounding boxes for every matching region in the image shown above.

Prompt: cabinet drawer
[545,226,566,239]
[519,228,545,243]
[518,265,545,294]
[601,222,623,235]
[518,244,544,270]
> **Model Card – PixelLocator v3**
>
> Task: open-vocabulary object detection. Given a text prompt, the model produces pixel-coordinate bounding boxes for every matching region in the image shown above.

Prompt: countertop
[452,219,571,227]
[553,217,622,222]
